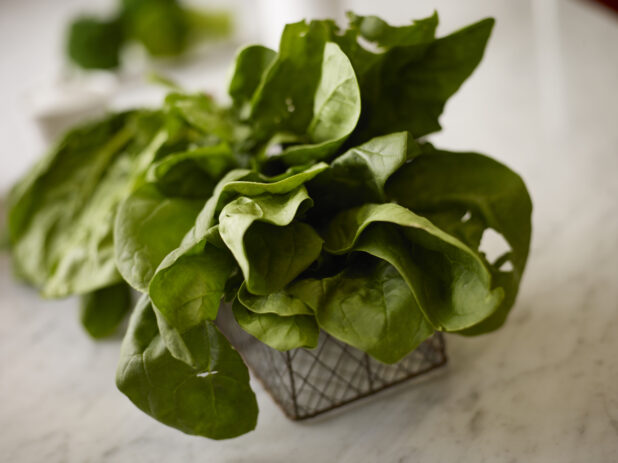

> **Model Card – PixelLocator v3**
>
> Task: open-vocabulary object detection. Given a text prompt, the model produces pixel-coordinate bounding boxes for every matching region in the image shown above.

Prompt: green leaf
[123,0,188,57]
[386,148,532,333]
[80,282,132,339]
[292,257,433,363]
[232,298,319,351]
[307,132,410,214]
[183,164,328,251]
[8,112,166,297]
[228,45,277,116]
[351,17,494,142]
[147,165,324,332]
[237,282,313,316]
[67,16,124,69]
[347,11,438,49]
[147,143,236,198]
[275,42,361,165]
[218,187,323,295]
[250,20,335,139]
[164,92,236,142]
[114,184,202,292]
[323,203,503,331]
[116,295,258,439]
[149,234,236,332]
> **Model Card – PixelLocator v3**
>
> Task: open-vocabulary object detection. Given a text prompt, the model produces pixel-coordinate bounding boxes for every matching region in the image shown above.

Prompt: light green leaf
[218,186,323,295]
[116,295,258,440]
[8,112,166,297]
[237,282,312,316]
[232,298,318,351]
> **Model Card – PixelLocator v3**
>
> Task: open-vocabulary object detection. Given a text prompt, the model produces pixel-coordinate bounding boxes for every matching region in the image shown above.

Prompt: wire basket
[217,308,448,420]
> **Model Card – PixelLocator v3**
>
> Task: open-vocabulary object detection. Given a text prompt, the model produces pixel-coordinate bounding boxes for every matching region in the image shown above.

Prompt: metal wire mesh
[217,309,447,420]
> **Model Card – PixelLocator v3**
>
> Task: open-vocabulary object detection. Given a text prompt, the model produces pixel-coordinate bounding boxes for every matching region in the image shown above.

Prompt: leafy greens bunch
[68,0,231,70]
[8,12,532,439]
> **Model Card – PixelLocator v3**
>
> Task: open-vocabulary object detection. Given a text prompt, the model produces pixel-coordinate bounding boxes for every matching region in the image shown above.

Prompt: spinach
[116,295,258,439]
[7,111,165,297]
[8,12,532,440]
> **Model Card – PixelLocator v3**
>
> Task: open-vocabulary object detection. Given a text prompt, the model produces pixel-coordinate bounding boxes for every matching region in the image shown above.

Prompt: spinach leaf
[8,112,166,297]
[228,45,277,116]
[348,17,494,142]
[116,295,258,439]
[386,148,532,333]
[147,142,236,198]
[149,234,236,332]
[250,20,335,139]
[346,11,438,49]
[307,132,409,214]
[323,203,503,331]
[114,184,202,292]
[218,187,323,295]
[232,298,318,351]
[148,164,328,331]
[80,282,132,339]
[291,257,433,363]
[274,42,361,165]
[237,282,313,316]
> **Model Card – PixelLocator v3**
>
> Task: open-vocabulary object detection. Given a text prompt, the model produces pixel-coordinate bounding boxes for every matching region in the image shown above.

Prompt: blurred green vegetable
[67,0,232,70]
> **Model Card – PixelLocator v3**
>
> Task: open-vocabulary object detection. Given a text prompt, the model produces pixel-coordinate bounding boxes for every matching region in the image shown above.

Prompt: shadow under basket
[217,309,448,420]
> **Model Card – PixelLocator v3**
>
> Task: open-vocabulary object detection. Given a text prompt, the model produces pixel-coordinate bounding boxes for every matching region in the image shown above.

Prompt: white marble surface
[1,0,618,462]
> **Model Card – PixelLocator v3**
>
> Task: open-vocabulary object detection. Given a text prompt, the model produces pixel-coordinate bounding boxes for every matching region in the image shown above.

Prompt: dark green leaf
[351,17,494,142]
[347,11,438,49]
[114,184,202,292]
[116,295,258,439]
[274,42,361,165]
[67,16,124,69]
[80,282,132,338]
[228,45,277,115]
[307,132,409,214]
[292,257,433,363]
[123,0,188,56]
[148,143,236,198]
[250,20,335,138]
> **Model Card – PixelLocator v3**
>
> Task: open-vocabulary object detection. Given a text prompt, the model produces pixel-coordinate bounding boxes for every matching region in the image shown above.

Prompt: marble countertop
[1,0,617,462]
